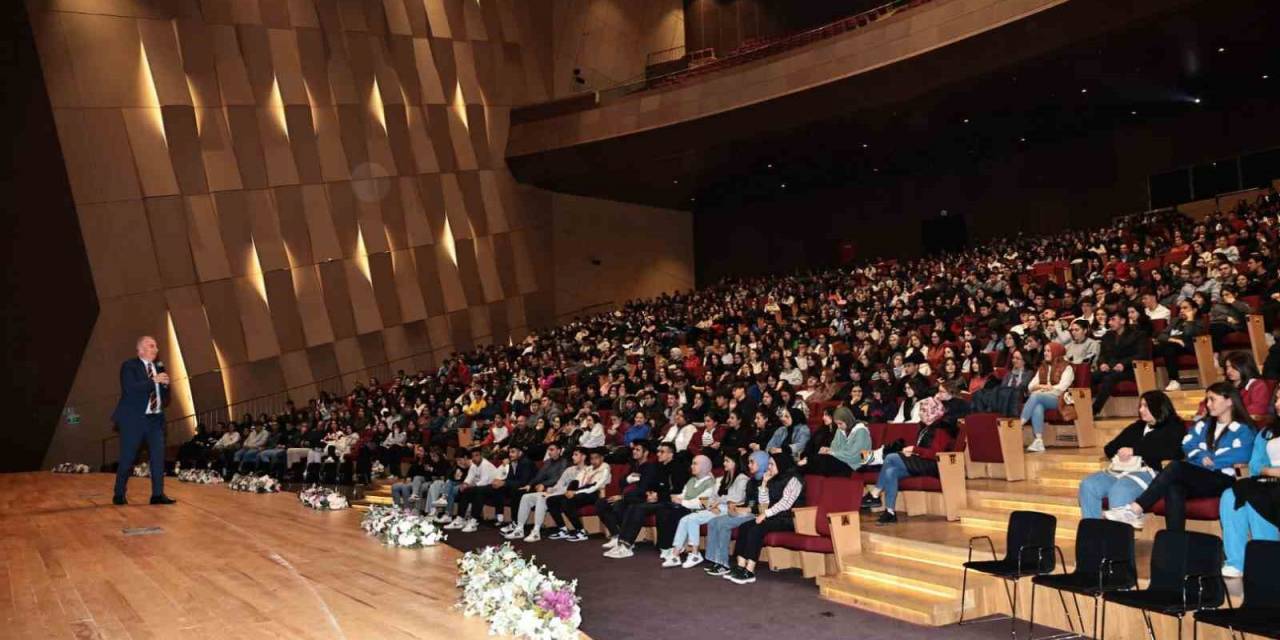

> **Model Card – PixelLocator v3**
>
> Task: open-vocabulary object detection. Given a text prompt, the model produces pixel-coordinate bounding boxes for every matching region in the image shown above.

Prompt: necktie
[147,362,159,414]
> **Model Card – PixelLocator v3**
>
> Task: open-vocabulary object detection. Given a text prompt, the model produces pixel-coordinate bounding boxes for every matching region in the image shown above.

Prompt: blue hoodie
[1182,419,1256,474]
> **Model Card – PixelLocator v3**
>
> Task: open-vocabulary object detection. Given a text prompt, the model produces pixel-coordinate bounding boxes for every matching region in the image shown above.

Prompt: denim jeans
[1077,469,1154,519]
[426,479,461,515]
[704,513,753,567]
[672,509,720,550]
[1020,392,1060,436]
[878,453,910,514]
[1220,487,1280,571]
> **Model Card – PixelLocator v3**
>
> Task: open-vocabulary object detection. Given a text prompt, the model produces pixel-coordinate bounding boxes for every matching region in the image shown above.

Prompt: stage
[0,473,494,640]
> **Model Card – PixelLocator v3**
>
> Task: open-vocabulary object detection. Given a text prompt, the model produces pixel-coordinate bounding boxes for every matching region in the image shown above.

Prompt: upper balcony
[508,0,1069,157]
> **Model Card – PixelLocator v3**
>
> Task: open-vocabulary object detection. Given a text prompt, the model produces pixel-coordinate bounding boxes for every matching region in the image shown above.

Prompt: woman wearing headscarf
[725,453,805,584]
[1020,341,1076,453]
[765,407,811,461]
[804,406,872,477]
[702,451,769,577]
[660,454,731,568]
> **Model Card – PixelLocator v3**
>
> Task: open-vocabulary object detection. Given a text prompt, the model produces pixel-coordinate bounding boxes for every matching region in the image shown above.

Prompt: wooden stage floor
[0,473,496,640]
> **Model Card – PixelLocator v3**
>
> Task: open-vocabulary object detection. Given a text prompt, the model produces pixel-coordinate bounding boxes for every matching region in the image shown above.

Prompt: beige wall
[550,192,693,321]
[30,0,562,467]
[549,0,684,99]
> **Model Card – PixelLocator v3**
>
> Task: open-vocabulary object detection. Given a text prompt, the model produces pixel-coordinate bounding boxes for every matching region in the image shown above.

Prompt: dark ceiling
[506,0,1280,211]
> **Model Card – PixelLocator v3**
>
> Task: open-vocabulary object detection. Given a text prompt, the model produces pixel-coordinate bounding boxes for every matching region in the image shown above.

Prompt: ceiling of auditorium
[506,0,1280,211]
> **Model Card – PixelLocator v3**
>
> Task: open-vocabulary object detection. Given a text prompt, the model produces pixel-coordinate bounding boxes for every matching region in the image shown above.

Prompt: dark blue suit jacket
[112,358,169,428]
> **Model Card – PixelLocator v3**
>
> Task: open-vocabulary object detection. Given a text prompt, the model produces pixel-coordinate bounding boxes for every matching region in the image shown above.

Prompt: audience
[1104,382,1256,530]
[1218,386,1280,577]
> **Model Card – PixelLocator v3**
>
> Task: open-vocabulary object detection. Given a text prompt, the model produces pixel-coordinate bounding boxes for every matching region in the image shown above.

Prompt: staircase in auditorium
[817,390,1228,636]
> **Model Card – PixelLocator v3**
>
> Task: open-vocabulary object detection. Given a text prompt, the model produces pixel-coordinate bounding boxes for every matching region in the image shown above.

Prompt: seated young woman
[1219,384,1280,577]
[1077,391,1185,519]
[867,397,962,525]
[658,454,722,568]
[724,453,804,585]
[800,406,871,477]
[701,451,769,577]
[1105,381,1256,530]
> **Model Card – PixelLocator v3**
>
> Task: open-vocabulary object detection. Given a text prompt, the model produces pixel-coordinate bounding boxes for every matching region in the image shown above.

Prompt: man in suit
[112,336,176,505]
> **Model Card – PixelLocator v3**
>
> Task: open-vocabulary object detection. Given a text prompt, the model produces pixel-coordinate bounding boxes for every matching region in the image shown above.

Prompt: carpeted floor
[444,524,1067,640]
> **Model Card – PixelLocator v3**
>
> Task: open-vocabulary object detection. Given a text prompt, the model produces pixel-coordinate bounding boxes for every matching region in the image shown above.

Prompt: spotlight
[780,183,787,189]
[1019,137,1026,142]
[672,179,679,184]
[963,118,969,124]
[1217,47,1226,53]
[1194,98,1202,104]
[861,143,868,149]
[1264,75,1270,80]
[767,163,773,168]
[1131,110,1137,115]
[1080,88,1088,94]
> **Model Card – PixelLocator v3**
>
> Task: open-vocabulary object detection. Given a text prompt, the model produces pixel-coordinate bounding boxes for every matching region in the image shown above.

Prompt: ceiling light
[1131,110,1137,115]
[963,118,969,124]
[672,179,678,184]
[780,183,787,188]
[1019,137,1026,142]
[767,163,773,168]
[1217,47,1226,53]
[1080,88,1088,94]
[1194,98,1202,104]
[861,143,868,149]
[873,168,879,173]
[1264,75,1270,80]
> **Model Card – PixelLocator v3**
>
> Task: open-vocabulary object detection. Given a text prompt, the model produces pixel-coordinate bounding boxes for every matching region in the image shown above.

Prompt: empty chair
[1101,530,1227,640]
[1031,519,1138,639]
[1194,539,1280,639]
[959,510,1062,639]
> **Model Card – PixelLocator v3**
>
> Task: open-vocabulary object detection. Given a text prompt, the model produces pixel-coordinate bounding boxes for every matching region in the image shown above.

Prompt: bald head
[136,336,158,361]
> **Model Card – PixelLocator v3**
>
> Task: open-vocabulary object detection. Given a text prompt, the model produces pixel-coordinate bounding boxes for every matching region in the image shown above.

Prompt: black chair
[1031,519,1138,639]
[1102,530,1228,640]
[959,510,1063,639]
[1194,539,1280,640]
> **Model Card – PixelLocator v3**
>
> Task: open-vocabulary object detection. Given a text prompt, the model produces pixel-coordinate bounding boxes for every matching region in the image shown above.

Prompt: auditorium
[5,0,1280,638]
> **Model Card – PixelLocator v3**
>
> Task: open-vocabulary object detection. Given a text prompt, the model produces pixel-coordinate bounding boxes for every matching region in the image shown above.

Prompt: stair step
[959,507,1079,540]
[841,552,971,600]
[818,575,970,626]
[969,493,1080,520]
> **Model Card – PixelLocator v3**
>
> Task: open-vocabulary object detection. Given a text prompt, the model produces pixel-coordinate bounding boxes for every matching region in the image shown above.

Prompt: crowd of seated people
[174,188,1280,582]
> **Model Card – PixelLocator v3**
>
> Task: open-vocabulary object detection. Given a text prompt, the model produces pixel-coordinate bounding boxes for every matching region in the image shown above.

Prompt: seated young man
[544,448,611,542]
[594,440,657,546]
[504,445,581,542]
[604,442,691,558]
[444,448,497,532]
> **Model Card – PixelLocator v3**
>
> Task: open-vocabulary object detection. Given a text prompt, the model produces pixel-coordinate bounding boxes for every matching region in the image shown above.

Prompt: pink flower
[536,588,576,621]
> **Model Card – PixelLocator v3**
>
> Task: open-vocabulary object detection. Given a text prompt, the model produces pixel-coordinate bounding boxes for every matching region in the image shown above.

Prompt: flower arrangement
[228,473,281,493]
[177,468,224,484]
[132,462,151,477]
[456,543,582,640]
[370,460,387,478]
[359,506,445,548]
[52,462,91,474]
[299,486,350,511]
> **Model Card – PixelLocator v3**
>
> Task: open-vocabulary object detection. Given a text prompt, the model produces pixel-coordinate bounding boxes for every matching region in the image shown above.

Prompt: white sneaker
[659,548,674,561]
[434,497,447,507]
[443,518,465,530]
[434,514,452,524]
[682,552,704,569]
[661,555,682,568]
[500,523,516,535]
[461,519,478,533]
[1221,564,1243,579]
[602,537,619,550]
[523,531,541,543]
[503,528,525,540]
[1026,437,1045,453]
[1103,507,1145,529]
[604,544,634,559]
[1165,380,1182,391]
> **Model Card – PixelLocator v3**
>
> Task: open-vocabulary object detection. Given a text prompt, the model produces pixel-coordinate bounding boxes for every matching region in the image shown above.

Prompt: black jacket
[1102,415,1186,472]
[1098,328,1150,368]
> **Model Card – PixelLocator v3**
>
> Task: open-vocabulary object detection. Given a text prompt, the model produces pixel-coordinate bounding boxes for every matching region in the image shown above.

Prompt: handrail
[536,0,925,112]
[98,361,393,468]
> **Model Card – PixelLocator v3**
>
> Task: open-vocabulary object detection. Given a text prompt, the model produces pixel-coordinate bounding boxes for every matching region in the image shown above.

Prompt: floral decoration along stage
[359,506,446,548]
[177,468,224,484]
[227,473,281,493]
[298,486,350,511]
[131,462,151,477]
[457,543,582,640]
[52,462,91,474]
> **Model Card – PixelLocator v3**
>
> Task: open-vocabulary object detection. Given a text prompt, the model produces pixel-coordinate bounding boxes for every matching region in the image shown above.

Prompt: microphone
[155,361,168,387]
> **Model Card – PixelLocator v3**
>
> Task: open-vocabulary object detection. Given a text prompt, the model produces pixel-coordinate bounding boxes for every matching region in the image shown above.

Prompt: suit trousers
[114,413,166,498]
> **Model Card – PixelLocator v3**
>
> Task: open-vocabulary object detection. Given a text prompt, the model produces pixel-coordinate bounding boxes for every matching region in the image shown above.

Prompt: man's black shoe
[150,495,177,505]
[112,495,128,505]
